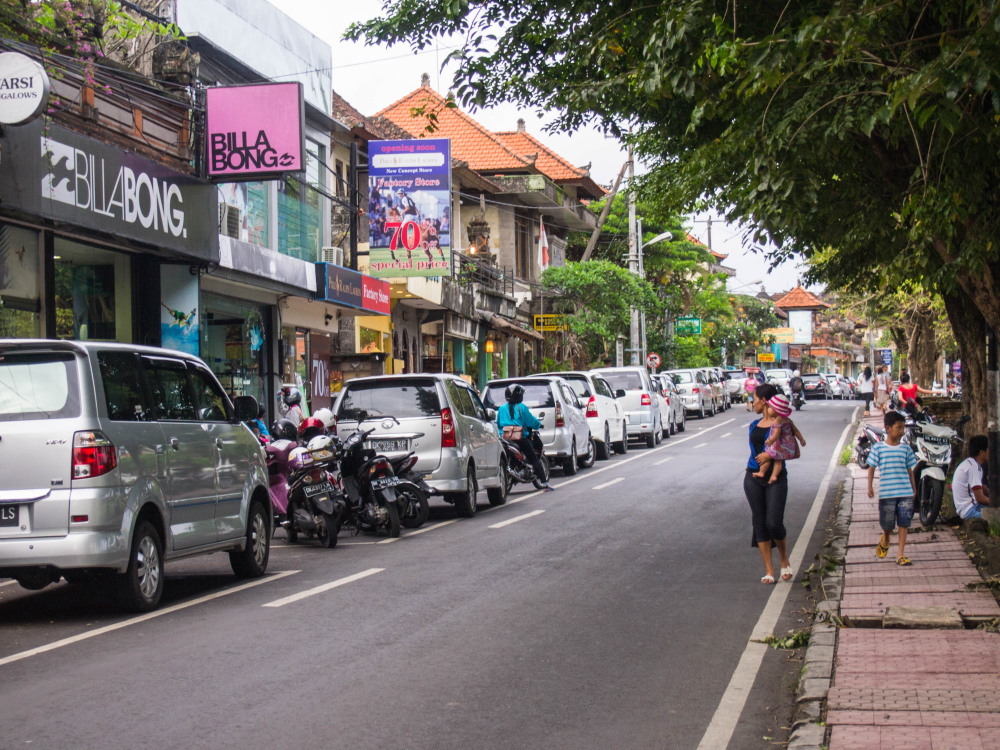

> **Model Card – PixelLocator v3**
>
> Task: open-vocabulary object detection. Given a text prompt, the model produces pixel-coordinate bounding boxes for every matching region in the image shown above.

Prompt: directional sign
[646,352,661,369]
[756,352,776,363]
[675,316,701,335]
[533,314,568,332]
[880,349,893,366]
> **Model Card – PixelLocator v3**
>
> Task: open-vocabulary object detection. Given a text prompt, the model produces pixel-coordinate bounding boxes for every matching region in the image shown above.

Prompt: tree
[710,295,779,369]
[348,0,1000,424]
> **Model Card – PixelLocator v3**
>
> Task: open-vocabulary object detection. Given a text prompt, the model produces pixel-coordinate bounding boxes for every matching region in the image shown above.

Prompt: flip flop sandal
[896,556,912,566]
[760,574,775,584]
[780,566,794,581]
[875,541,888,559]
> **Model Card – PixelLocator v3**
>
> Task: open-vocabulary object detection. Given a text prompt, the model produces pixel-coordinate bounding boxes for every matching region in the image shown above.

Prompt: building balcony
[489,174,597,232]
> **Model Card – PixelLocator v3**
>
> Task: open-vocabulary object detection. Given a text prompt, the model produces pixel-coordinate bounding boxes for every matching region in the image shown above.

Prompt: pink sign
[205,83,304,179]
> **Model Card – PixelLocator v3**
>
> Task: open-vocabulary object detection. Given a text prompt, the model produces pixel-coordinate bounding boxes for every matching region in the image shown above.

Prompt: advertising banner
[675,316,702,335]
[205,83,304,180]
[367,138,452,278]
[763,327,795,344]
[0,51,50,124]
[160,265,199,356]
[315,263,390,315]
[787,309,813,345]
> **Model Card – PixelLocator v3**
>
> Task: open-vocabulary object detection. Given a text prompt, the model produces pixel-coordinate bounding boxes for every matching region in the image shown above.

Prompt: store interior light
[484,337,496,354]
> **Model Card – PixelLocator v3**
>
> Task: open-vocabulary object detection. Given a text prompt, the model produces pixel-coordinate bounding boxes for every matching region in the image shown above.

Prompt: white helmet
[313,407,336,431]
[307,434,336,452]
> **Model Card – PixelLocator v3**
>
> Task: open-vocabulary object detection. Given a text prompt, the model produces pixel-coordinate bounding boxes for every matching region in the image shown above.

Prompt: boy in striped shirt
[867,411,917,565]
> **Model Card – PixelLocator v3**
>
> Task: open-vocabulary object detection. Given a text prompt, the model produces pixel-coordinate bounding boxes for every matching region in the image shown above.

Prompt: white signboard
[0,52,50,125]
[787,309,813,345]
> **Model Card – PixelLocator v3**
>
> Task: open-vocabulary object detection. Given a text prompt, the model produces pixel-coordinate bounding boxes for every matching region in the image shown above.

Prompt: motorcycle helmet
[313,407,336,432]
[271,418,298,442]
[307,434,336,452]
[282,387,302,407]
[298,416,325,442]
[505,384,525,404]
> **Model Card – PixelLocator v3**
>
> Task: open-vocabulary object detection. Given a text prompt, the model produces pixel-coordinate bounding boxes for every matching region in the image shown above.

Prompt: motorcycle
[910,415,970,526]
[500,428,550,491]
[283,440,345,548]
[335,423,403,538]
[855,421,885,467]
[387,452,434,529]
[264,438,297,529]
[790,381,805,411]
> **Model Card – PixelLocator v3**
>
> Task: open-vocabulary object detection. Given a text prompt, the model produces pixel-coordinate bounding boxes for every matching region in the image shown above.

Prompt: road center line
[654,456,674,466]
[488,510,545,529]
[0,570,301,669]
[692,442,708,449]
[592,477,624,491]
[696,405,859,750]
[721,432,732,438]
[262,568,384,608]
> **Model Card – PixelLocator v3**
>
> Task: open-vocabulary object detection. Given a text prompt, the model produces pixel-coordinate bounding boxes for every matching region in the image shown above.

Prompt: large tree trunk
[942,291,988,439]
[906,304,939,387]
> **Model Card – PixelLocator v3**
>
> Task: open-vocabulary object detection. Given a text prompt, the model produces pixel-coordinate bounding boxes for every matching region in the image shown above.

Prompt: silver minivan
[333,374,507,517]
[0,340,271,612]
[591,366,662,448]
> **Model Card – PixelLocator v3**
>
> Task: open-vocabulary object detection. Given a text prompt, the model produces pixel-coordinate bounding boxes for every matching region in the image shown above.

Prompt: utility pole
[706,214,713,252]
[627,142,639,366]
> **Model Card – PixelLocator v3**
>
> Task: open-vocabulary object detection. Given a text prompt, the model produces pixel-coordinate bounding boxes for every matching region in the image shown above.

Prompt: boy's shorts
[879,495,914,531]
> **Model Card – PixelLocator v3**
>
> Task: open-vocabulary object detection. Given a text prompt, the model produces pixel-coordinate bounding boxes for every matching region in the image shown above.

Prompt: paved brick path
[826,414,1000,749]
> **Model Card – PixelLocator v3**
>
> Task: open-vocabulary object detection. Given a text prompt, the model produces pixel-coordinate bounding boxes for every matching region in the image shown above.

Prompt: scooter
[854,421,885,467]
[283,440,345,548]
[387,452,434,529]
[335,423,403,538]
[264,438,298,529]
[910,415,970,526]
[500,429,550,490]
[791,384,805,411]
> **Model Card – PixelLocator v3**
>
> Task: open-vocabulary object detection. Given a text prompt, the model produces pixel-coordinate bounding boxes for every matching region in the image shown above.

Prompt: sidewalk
[824,412,1000,750]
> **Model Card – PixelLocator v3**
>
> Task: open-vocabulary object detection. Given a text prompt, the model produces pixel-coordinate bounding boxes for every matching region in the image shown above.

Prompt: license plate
[372,476,400,490]
[302,481,334,497]
[370,439,408,452]
[0,505,17,527]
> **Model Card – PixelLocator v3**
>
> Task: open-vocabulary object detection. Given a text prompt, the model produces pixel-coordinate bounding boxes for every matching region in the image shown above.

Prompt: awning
[477,310,544,343]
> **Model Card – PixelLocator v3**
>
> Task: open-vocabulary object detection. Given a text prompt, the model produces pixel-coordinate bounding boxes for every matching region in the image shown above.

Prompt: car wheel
[487,456,509,506]
[614,421,629,454]
[668,417,675,437]
[452,465,478,518]
[578,436,596,469]
[563,439,579,475]
[231,499,272,574]
[699,402,706,419]
[710,399,717,416]
[114,519,164,613]
[662,416,670,440]
[678,410,686,432]
[644,431,655,448]
[596,424,611,460]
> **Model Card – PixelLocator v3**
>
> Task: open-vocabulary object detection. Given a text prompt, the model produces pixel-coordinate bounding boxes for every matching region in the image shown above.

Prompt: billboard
[367,138,452,278]
[315,263,390,315]
[205,83,305,179]
[787,310,813,345]
[160,265,199,356]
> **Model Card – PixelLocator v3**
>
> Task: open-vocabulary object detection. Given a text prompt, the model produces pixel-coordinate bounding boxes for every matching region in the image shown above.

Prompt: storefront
[199,289,272,406]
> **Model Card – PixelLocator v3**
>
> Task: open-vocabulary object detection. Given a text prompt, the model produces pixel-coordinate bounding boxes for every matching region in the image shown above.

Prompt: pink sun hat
[768,394,792,417]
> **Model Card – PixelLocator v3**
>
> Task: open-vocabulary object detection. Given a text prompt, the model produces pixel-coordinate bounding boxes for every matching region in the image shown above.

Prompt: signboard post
[367,139,452,278]
[675,316,702,335]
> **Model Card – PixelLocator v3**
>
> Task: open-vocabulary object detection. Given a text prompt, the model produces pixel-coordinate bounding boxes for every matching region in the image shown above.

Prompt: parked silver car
[531,371,628,459]
[591,367,662,448]
[0,340,271,612]
[333,374,508,517]
[483,377,595,475]
[664,368,711,419]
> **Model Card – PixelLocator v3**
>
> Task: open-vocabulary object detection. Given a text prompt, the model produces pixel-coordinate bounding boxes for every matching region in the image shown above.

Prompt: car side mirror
[233,395,258,422]
[485,408,496,420]
[615,389,626,398]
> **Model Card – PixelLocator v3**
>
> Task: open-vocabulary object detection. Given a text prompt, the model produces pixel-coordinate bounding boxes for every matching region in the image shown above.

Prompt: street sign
[763,327,794,344]
[646,352,661,369]
[880,349,893,366]
[533,314,568,332]
[676,316,701,335]
[757,352,776,362]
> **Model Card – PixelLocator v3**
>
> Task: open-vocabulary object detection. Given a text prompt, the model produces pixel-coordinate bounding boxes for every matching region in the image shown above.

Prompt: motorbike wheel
[538,454,551,483]
[400,489,430,528]
[487,457,509,507]
[284,501,298,544]
[384,502,401,538]
[918,478,943,527]
[318,512,339,548]
[794,400,801,411]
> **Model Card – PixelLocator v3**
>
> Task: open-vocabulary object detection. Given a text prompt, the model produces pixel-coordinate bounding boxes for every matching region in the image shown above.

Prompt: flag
[537,217,550,271]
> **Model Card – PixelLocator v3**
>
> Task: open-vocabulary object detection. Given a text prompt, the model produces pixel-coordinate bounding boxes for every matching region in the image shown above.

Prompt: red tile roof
[685,232,728,261]
[773,286,830,310]
[375,85,532,172]
[493,129,585,182]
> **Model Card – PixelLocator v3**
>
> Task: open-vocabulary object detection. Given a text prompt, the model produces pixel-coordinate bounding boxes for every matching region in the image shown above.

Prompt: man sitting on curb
[953,434,991,521]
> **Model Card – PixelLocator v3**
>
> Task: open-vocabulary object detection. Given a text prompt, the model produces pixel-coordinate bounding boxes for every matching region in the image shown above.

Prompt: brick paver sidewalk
[826,413,1000,749]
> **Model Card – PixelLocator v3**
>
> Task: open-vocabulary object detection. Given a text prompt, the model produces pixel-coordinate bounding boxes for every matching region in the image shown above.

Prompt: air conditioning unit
[322,246,345,265]
[218,203,243,239]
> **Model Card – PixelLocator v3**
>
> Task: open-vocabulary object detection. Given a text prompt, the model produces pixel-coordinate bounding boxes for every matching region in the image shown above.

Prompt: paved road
[0,398,859,750]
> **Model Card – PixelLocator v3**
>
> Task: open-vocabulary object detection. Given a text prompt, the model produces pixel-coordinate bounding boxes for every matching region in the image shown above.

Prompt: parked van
[591,366,662,448]
[0,340,271,612]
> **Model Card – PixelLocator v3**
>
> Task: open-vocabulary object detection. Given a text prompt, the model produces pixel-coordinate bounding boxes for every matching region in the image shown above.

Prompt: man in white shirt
[953,435,991,520]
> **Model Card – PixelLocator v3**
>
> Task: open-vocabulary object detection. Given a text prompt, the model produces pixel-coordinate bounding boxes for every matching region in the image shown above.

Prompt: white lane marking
[721,432,732,438]
[654,456,674,466]
[592,477,625,491]
[262,568,383,608]
[696,405,859,750]
[0,580,18,589]
[377,518,460,543]
[693,442,708,449]
[0,570,301,669]
[488,510,545,529]
[334,541,379,546]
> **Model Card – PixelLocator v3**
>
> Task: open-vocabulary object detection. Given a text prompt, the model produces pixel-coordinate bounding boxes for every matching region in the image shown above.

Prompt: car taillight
[555,402,565,427]
[692,387,700,394]
[640,393,652,406]
[585,397,598,418]
[441,407,457,448]
[72,430,117,479]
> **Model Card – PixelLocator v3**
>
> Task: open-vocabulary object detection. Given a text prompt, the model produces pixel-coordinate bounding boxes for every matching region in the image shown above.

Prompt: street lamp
[634,220,678,367]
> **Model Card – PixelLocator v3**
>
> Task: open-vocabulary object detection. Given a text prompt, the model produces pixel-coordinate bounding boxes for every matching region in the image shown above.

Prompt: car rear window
[670,371,693,384]
[598,371,644,391]
[483,382,555,409]
[337,379,441,420]
[0,351,81,421]
[559,375,592,397]
[802,374,823,383]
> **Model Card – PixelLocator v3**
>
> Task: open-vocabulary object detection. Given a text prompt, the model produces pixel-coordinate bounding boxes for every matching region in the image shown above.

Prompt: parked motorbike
[283,440,345,548]
[264,438,297,528]
[388,452,433,528]
[500,429,550,491]
[854,421,885,467]
[336,423,403,538]
[911,415,970,526]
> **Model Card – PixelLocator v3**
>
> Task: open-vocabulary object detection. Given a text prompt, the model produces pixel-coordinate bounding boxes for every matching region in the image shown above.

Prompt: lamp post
[635,218,677,367]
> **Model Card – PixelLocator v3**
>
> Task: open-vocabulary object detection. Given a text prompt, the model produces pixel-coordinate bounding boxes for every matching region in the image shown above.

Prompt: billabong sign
[205,83,304,180]
[0,52,50,124]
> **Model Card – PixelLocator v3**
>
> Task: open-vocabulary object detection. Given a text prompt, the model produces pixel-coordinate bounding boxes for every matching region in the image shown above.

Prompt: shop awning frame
[477,309,544,343]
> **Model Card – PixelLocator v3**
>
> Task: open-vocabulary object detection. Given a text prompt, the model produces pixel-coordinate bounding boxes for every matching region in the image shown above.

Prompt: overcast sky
[274,0,810,294]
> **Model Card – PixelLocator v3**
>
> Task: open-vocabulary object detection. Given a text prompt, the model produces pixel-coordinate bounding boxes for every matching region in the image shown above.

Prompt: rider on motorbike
[496,384,554,492]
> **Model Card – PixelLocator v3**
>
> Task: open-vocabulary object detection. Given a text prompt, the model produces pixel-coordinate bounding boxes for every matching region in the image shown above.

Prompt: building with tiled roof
[773,286,830,310]
[494,120,605,200]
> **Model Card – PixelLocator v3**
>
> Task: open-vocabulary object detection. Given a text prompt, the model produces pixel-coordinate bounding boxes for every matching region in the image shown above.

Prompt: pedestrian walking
[874,365,891,414]
[857,365,875,416]
[744,383,793,584]
[867,411,917,566]
[743,373,758,411]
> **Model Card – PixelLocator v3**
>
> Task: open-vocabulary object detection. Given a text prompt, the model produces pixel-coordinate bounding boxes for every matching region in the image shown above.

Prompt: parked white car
[531,371,627,459]
[651,373,686,435]
[764,368,795,395]
[591,366,663,448]
[664,368,711,418]
[824,373,844,399]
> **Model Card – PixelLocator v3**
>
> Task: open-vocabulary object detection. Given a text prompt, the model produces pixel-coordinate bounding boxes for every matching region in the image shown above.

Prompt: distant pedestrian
[867,411,917,566]
[857,366,875,416]
[953,435,992,521]
[744,383,794,584]
[743,373,758,411]
[874,365,891,414]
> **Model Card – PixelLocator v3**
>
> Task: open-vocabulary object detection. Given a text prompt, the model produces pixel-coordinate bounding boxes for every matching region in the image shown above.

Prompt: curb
[786,431,855,749]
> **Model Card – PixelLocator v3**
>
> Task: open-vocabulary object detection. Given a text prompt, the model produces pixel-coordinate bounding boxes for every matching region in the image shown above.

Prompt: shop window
[278,140,324,261]
[217,182,270,245]
[200,293,269,407]
[53,239,131,342]
[0,223,41,338]
[280,326,310,399]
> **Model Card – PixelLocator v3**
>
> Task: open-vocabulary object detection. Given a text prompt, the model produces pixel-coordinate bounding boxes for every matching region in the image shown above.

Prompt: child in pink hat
[753,394,807,484]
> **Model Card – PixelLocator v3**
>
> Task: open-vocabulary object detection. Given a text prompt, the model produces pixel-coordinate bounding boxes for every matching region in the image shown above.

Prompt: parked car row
[660,366,736,418]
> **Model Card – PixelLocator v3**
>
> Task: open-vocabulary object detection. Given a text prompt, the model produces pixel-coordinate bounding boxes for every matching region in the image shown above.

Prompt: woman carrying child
[752,394,806,484]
